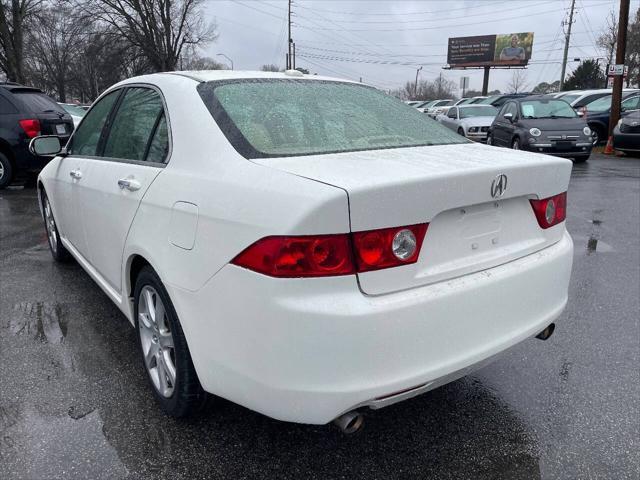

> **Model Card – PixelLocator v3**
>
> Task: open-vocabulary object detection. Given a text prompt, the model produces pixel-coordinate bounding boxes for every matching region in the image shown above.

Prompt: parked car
[426,99,454,117]
[467,96,488,104]
[58,102,86,127]
[452,98,472,106]
[438,104,498,142]
[0,83,74,188]
[556,88,639,117]
[478,93,531,108]
[613,111,640,156]
[33,71,573,430]
[584,93,640,145]
[487,96,592,162]
[415,100,438,113]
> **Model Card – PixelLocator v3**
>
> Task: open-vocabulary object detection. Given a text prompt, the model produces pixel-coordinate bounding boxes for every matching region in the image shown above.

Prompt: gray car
[438,105,498,142]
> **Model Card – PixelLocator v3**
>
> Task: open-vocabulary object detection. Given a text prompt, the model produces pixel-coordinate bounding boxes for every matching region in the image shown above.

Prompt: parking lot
[0,153,638,479]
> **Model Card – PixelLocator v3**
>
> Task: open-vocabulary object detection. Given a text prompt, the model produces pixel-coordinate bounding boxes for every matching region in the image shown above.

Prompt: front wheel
[457,127,465,136]
[134,266,206,417]
[486,134,493,146]
[590,126,602,146]
[512,138,521,150]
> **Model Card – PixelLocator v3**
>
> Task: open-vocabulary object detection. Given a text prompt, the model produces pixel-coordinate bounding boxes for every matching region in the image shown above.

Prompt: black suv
[0,83,74,188]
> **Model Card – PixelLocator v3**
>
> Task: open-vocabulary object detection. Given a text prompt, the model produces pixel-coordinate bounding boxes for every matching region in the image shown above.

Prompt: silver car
[438,105,498,142]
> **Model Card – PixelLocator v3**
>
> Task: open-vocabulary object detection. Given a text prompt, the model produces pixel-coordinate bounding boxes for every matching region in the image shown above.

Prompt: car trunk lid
[253,142,572,295]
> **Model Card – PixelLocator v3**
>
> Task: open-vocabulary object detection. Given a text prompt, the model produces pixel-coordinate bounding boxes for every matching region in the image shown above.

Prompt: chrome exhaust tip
[333,411,364,434]
[536,323,555,341]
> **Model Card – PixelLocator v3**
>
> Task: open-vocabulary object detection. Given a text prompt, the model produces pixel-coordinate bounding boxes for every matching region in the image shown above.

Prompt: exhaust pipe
[536,323,555,341]
[333,411,364,434]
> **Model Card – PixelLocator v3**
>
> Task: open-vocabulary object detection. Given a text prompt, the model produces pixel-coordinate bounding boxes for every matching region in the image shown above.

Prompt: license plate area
[55,124,66,135]
[554,141,573,150]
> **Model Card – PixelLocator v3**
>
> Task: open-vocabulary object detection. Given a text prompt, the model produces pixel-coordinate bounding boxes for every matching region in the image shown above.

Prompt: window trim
[197,78,468,160]
[66,82,172,167]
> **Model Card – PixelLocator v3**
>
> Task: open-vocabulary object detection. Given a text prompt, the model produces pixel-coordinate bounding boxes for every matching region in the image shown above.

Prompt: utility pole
[287,0,292,69]
[607,0,630,146]
[559,0,576,91]
[482,66,490,95]
[414,66,422,99]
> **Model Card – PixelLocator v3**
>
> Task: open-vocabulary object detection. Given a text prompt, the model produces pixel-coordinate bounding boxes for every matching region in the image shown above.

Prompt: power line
[294,3,612,32]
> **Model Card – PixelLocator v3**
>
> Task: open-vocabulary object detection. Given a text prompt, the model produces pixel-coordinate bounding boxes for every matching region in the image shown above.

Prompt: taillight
[530,192,567,229]
[19,119,41,138]
[352,224,428,272]
[232,223,429,277]
[231,234,355,277]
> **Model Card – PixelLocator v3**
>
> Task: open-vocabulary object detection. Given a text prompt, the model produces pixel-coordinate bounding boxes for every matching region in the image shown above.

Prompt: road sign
[607,64,626,76]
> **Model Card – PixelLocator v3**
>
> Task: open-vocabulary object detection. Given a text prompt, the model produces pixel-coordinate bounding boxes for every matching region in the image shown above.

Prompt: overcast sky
[202,0,629,94]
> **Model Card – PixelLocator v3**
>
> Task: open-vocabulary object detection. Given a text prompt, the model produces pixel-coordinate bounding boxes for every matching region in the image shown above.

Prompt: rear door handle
[118,177,141,191]
[69,169,82,179]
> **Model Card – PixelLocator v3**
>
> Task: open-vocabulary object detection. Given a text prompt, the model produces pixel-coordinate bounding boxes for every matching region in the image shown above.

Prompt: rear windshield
[585,95,611,113]
[12,90,65,113]
[520,99,577,118]
[459,106,498,118]
[60,103,86,117]
[198,80,466,158]
[558,93,580,105]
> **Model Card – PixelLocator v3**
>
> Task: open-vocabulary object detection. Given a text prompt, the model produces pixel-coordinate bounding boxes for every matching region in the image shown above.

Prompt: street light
[217,53,234,70]
[414,66,422,99]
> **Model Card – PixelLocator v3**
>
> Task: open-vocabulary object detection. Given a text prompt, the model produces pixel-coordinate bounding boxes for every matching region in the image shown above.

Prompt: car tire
[486,134,493,146]
[590,125,603,146]
[0,152,14,189]
[457,127,465,136]
[512,138,521,150]
[572,155,590,163]
[134,266,207,417]
[41,190,72,262]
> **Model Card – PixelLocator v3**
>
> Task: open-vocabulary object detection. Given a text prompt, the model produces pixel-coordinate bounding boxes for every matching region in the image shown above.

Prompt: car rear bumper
[168,231,573,424]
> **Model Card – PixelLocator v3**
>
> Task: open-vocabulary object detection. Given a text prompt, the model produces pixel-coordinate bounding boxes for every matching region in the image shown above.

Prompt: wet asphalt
[0,153,638,480]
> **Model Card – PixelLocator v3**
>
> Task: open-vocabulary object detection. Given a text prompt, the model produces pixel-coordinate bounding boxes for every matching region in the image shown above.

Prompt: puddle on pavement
[7,302,68,344]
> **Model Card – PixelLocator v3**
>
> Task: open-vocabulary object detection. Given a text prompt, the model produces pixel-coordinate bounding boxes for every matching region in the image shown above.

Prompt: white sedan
[31,71,573,432]
[438,105,499,142]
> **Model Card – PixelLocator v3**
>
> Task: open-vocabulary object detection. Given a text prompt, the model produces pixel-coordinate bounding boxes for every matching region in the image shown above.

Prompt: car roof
[0,83,43,93]
[119,70,359,86]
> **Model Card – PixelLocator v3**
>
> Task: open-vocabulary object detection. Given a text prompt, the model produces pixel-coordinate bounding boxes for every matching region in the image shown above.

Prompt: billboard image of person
[494,32,533,65]
[447,32,534,67]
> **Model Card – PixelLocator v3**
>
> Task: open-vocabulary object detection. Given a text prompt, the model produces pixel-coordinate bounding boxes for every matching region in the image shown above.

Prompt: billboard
[447,33,534,67]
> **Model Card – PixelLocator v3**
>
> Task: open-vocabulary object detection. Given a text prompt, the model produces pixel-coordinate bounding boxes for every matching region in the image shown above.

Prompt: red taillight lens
[231,234,355,277]
[352,224,428,272]
[19,119,41,138]
[530,192,567,229]
[232,223,429,277]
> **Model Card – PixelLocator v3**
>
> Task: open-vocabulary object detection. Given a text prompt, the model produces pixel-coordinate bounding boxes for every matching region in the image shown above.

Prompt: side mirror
[504,113,514,122]
[29,136,62,156]
[577,110,584,117]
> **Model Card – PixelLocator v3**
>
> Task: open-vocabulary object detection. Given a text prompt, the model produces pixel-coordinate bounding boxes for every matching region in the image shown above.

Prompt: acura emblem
[491,174,508,198]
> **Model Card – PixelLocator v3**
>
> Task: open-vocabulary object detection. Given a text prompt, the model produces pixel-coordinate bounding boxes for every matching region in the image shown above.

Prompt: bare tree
[25,2,87,101]
[82,0,217,72]
[507,70,528,93]
[597,10,618,65]
[0,0,43,82]
[260,64,280,72]
[179,45,224,70]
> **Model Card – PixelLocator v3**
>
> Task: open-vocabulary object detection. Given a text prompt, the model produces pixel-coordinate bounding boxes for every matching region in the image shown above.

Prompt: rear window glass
[198,80,466,158]
[585,95,612,113]
[559,94,580,104]
[12,90,65,113]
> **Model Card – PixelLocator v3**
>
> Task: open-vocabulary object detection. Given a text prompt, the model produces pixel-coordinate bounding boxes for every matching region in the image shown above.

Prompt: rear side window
[0,95,17,114]
[102,87,167,162]
[199,80,466,158]
[11,90,65,113]
[69,90,120,156]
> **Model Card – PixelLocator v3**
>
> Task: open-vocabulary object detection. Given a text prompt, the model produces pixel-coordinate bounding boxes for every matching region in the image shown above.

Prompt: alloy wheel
[43,196,58,254]
[591,130,599,146]
[138,286,177,398]
[0,161,4,180]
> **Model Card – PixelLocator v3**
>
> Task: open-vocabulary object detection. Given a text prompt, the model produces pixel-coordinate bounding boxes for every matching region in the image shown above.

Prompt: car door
[54,89,122,258]
[493,102,517,146]
[77,86,170,295]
